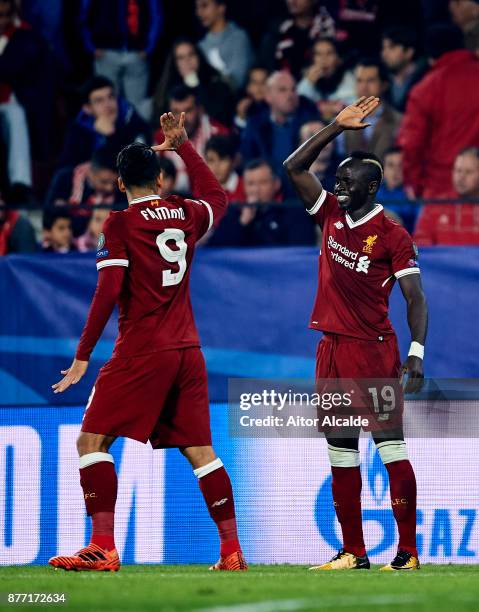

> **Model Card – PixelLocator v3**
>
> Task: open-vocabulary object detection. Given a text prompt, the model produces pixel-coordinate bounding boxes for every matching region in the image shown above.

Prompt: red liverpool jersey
[95,194,216,357]
[308,191,420,340]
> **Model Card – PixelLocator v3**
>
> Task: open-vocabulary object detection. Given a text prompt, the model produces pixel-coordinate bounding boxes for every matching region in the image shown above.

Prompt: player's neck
[347,200,377,222]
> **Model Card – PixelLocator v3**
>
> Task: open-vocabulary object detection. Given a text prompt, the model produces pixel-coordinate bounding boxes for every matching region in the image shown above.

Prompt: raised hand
[334,96,380,131]
[152,112,188,152]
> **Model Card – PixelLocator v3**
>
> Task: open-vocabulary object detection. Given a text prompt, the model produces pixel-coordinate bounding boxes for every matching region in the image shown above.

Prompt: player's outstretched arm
[283,96,380,209]
[153,112,227,226]
[398,274,428,393]
[51,267,125,394]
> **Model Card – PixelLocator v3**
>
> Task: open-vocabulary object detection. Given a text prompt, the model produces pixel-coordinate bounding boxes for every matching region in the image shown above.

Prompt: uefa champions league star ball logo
[315,440,395,556]
[97,233,105,251]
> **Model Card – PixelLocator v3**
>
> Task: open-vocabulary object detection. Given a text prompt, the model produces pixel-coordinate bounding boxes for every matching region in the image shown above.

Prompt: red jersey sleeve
[75,267,125,361]
[176,140,228,236]
[96,212,129,271]
[388,224,420,279]
[306,190,338,229]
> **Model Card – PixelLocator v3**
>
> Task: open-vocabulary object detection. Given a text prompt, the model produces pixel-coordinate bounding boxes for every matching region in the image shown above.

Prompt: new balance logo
[356,256,371,274]
[334,221,344,229]
[211,498,228,508]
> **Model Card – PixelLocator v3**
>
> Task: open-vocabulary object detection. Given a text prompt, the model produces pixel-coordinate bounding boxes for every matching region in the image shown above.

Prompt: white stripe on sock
[193,457,223,479]
[79,452,114,469]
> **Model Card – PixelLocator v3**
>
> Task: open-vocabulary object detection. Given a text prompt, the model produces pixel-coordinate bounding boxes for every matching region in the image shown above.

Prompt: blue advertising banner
[0,405,477,565]
[1,247,478,406]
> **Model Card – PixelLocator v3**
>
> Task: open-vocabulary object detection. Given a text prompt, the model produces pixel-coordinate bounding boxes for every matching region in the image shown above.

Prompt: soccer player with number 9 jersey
[49,112,247,573]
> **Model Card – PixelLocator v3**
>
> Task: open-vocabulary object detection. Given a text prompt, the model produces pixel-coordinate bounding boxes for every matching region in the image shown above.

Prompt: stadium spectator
[240,71,318,193]
[158,157,177,197]
[205,135,245,202]
[19,0,67,69]
[47,145,123,237]
[414,147,479,245]
[0,197,36,254]
[463,19,479,56]
[0,0,54,172]
[342,58,402,161]
[152,38,235,127]
[297,37,356,118]
[376,147,418,233]
[48,146,120,209]
[335,0,380,54]
[398,23,479,198]
[298,120,339,191]
[0,97,32,203]
[209,159,316,246]
[196,0,254,90]
[449,0,479,38]
[78,0,163,112]
[381,26,428,112]
[234,66,269,130]
[42,207,76,253]
[154,84,229,192]
[260,0,336,79]
[76,205,111,252]
[60,76,150,169]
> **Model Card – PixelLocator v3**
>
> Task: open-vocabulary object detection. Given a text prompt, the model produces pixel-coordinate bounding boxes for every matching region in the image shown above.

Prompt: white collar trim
[346,204,383,228]
[130,194,162,204]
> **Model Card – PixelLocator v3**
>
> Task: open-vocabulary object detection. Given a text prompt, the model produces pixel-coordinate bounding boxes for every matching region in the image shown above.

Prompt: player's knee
[181,445,216,470]
[327,444,360,467]
[76,432,110,456]
[376,440,408,464]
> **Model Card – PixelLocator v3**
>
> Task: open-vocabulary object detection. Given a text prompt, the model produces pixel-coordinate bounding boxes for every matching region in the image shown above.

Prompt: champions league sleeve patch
[96,233,109,258]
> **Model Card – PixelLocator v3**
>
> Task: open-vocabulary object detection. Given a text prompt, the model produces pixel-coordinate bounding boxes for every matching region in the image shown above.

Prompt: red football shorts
[315,333,403,435]
[316,332,401,379]
[81,347,212,449]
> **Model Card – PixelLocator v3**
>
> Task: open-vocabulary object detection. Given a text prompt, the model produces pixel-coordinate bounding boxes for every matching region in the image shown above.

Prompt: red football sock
[79,457,118,552]
[197,462,241,558]
[385,460,417,558]
[331,466,366,557]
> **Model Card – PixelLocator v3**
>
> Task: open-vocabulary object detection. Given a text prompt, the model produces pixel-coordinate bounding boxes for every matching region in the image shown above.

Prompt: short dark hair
[356,57,389,83]
[81,76,115,104]
[315,36,341,55]
[244,158,275,175]
[382,146,402,161]
[158,157,177,180]
[117,142,161,190]
[425,23,464,60]
[91,146,118,173]
[457,146,479,160]
[43,207,71,230]
[205,135,237,160]
[382,26,418,51]
[345,150,383,185]
[169,83,200,104]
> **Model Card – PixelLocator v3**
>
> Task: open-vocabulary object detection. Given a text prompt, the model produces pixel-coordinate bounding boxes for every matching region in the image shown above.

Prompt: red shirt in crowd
[398,50,479,199]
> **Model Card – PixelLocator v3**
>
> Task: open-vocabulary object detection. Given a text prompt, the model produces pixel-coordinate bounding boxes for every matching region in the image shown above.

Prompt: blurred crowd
[2,0,479,254]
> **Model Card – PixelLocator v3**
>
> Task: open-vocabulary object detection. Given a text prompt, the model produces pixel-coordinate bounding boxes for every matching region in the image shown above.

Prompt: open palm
[335,96,380,130]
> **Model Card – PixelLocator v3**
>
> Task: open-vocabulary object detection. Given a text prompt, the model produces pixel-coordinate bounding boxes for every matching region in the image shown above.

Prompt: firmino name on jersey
[327,235,371,274]
[141,206,185,221]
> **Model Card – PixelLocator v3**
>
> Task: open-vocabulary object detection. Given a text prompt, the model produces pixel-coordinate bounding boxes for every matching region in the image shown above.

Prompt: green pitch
[0,565,477,611]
